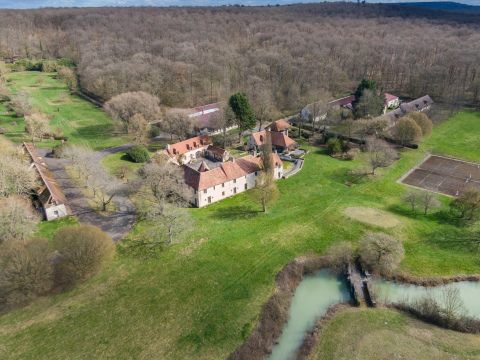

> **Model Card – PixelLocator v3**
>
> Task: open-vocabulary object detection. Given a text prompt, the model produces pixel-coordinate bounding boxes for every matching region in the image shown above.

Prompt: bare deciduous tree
[0,196,41,244]
[25,113,50,145]
[365,139,397,174]
[54,225,115,284]
[139,160,190,207]
[358,232,405,275]
[57,67,78,89]
[127,113,150,144]
[11,91,32,118]
[211,105,236,148]
[402,189,420,212]
[0,155,38,199]
[325,241,354,273]
[144,203,193,245]
[104,91,162,133]
[0,237,54,305]
[253,90,274,132]
[421,190,441,215]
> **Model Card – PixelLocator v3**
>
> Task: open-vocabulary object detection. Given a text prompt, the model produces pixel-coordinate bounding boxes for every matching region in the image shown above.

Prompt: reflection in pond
[267,269,480,360]
[374,279,480,318]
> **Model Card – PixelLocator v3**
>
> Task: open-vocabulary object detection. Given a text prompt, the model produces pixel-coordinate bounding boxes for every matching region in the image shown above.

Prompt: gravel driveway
[37,148,137,242]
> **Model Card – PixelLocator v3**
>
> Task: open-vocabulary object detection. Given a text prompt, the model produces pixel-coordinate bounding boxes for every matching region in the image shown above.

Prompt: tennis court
[400,155,480,197]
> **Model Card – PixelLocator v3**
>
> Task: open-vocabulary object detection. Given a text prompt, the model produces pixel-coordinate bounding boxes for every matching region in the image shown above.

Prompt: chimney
[232,157,235,163]
[202,109,204,115]
[166,144,170,150]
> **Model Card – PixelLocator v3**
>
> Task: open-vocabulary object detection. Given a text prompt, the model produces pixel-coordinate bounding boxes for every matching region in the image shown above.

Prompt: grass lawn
[308,308,480,359]
[100,141,168,181]
[0,71,128,151]
[1,110,480,359]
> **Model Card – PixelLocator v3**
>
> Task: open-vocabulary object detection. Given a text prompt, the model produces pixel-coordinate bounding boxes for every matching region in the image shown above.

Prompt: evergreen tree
[229,92,256,143]
[352,79,385,119]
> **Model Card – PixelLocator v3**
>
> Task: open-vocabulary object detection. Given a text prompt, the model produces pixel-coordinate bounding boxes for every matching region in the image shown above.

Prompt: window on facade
[233,188,237,194]
[255,171,258,176]
[204,189,207,194]
[278,172,281,178]
[222,183,225,188]
[194,198,197,205]
[233,179,236,184]
[222,191,225,196]
[244,184,247,190]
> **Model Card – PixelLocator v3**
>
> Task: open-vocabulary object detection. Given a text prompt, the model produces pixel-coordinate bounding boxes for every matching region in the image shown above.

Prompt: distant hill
[398,2,480,13]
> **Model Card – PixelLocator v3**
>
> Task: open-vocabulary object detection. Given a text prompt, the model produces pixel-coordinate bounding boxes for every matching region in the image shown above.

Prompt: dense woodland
[1,3,480,113]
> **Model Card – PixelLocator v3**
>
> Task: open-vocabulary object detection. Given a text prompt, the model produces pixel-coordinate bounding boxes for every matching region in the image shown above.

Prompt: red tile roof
[183,154,282,191]
[206,145,227,156]
[164,135,212,157]
[251,131,296,149]
[385,93,399,103]
[266,119,292,132]
[198,161,210,172]
[22,142,47,167]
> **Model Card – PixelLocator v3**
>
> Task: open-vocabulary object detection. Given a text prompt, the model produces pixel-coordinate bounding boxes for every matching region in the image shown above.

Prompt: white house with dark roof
[385,95,434,123]
[183,154,283,207]
[21,142,69,221]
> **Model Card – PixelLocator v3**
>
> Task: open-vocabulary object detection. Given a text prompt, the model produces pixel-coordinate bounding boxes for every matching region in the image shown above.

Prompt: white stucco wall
[190,165,283,208]
[44,204,67,221]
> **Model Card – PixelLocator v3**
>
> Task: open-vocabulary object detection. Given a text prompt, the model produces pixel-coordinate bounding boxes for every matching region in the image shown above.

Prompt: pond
[267,269,350,360]
[266,270,480,360]
[374,279,480,318]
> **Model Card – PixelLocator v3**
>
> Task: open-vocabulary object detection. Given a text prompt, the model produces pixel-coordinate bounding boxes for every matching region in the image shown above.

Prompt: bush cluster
[0,225,114,309]
[127,145,150,163]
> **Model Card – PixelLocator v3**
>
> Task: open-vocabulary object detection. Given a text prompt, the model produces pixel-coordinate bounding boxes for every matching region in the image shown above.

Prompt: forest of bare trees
[1,3,480,113]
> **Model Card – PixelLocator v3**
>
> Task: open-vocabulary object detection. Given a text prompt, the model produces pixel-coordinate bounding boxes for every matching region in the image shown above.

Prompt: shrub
[409,112,433,137]
[358,232,405,275]
[324,131,337,143]
[326,137,342,154]
[0,238,54,305]
[345,148,360,160]
[57,58,75,67]
[150,125,161,138]
[325,241,354,273]
[52,142,72,158]
[53,225,115,284]
[126,145,150,163]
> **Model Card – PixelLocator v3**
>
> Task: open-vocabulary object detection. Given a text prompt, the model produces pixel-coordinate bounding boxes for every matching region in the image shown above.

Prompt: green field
[309,308,480,359]
[0,71,128,150]
[1,110,480,359]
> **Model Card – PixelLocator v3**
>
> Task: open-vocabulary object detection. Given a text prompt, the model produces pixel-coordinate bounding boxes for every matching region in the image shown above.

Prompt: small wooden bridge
[346,261,376,307]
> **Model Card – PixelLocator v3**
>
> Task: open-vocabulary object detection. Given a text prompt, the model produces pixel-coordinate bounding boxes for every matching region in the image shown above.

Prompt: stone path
[37,148,137,243]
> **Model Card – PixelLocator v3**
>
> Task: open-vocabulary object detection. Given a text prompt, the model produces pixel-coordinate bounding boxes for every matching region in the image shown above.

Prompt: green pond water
[267,269,350,360]
[267,270,480,360]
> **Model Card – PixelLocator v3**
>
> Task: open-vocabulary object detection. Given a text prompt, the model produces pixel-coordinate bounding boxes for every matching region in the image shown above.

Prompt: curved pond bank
[267,269,349,360]
[267,270,480,360]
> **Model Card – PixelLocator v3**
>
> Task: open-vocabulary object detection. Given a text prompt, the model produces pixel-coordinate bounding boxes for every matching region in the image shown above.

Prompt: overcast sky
[0,0,479,10]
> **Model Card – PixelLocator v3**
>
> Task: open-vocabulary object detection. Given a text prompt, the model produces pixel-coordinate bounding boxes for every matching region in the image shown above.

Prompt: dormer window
[186,144,190,150]
[200,140,204,145]
[260,135,264,142]
[193,141,197,147]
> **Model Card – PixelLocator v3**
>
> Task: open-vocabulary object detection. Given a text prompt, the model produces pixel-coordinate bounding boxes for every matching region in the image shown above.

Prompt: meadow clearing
[0,71,127,150]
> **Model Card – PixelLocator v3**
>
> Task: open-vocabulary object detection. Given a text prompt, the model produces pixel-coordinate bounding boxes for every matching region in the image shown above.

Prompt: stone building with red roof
[247,130,297,153]
[265,119,291,136]
[183,154,283,207]
[162,135,213,165]
[21,143,69,221]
